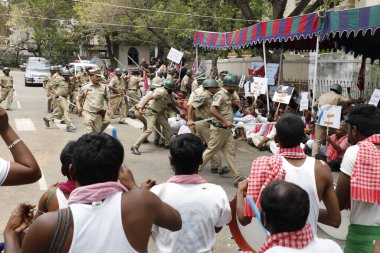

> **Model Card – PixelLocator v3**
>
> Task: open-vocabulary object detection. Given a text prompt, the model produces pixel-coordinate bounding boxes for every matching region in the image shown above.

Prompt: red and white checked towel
[351,134,380,204]
[257,223,314,253]
[244,146,306,216]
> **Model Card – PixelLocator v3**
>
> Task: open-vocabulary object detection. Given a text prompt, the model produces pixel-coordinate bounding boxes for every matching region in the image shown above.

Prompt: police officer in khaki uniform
[180,69,192,96]
[188,79,227,174]
[43,69,76,132]
[108,68,127,124]
[311,84,359,156]
[76,68,112,133]
[216,71,228,88]
[199,74,244,187]
[0,67,14,110]
[166,68,176,81]
[131,80,178,155]
[43,66,57,113]
[126,70,143,113]
[152,71,165,86]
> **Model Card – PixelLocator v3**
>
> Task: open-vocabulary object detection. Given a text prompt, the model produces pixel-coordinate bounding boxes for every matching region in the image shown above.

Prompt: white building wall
[355,0,380,7]
[118,45,150,68]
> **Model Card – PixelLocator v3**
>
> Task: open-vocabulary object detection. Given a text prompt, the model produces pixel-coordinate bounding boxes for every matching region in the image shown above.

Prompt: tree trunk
[210,53,219,79]
[271,0,288,19]
[233,0,256,25]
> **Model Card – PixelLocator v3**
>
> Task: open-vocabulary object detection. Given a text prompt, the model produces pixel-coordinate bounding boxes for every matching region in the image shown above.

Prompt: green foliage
[6,0,79,62]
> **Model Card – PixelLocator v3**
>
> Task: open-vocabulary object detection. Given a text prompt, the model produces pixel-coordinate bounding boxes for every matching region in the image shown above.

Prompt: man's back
[151,182,231,253]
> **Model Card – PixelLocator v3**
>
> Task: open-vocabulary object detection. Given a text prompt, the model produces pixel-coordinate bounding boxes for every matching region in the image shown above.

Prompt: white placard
[299,92,309,111]
[255,77,268,95]
[368,89,380,106]
[317,105,342,129]
[167,47,184,64]
[239,75,246,88]
[272,85,294,104]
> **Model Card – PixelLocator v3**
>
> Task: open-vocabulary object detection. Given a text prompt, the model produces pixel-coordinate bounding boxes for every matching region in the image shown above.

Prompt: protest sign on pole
[368,89,380,106]
[317,105,342,129]
[239,75,246,88]
[167,48,184,64]
[266,63,279,85]
[272,85,294,104]
[299,92,309,111]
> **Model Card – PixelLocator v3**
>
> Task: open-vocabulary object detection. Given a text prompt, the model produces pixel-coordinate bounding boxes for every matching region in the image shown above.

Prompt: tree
[6,0,79,63]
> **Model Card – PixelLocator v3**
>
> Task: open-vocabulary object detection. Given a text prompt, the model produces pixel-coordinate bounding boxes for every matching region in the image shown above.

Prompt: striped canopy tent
[193,4,380,60]
[193,12,322,51]
[320,4,380,62]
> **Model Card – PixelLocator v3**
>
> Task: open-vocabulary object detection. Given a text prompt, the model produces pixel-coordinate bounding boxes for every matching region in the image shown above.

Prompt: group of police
[41,62,244,186]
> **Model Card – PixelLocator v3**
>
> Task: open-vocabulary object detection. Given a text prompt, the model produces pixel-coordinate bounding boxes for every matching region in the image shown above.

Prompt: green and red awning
[193,4,380,61]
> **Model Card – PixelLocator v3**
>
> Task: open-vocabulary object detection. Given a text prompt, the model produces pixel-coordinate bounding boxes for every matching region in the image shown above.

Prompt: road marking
[17,101,21,109]
[15,118,36,131]
[106,124,115,130]
[38,170,47,191]
[125,118,144,129]
[54,120,66,129]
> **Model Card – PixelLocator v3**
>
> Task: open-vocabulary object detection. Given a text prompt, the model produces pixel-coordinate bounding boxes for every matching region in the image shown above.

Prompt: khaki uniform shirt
[108,76,125,94]
[188,86,204,104]
[79,72,90,85]
[180,75,191,93]
[211,88,237,123]
[152,76,163,85]
[128,76,142,90]
[136,90,153,110]
[191,89,213,120]
[148,87,174,113]
[316,91,350,106]
[166,74,173,81]
[77,81,110,113]
[52,78,69,97]
[0,75,13,88]
[191,79,199,92]
[216,79,224,88]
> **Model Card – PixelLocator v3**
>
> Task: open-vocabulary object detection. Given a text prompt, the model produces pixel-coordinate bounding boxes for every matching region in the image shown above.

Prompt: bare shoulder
[121,188,160,207]
[315,158,334,186]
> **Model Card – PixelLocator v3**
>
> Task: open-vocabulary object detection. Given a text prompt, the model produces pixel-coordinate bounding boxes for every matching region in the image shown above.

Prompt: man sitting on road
[255,180,342,253]
[4,132,182,253]
[151,133,231,253]
[237,113,341,236]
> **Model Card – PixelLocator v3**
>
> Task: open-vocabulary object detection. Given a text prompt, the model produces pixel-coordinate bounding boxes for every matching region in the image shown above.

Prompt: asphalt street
[0,70,344,252]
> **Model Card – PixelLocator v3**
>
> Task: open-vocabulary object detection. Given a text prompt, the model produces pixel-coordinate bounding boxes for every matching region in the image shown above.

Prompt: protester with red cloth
[151,134,231,253]
[236,113,341,236]
[335,104,380,253]
[36,141,77,217]
[256,180,342,253]
[325,121,350,171]
[4,133,181,253]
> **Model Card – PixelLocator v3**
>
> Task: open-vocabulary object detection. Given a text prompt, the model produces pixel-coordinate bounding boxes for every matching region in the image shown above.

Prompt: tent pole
[263,42,270,113]
[277,48,283,85]
[312,36,320,109]
[195,46,199,70]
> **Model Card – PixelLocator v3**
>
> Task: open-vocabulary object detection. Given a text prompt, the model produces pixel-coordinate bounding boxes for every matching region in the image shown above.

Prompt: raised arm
[0,107,41,186]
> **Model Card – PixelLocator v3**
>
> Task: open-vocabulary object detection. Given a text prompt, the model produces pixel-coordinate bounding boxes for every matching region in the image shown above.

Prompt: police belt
[211,122,228,129]
[128,89,137,91]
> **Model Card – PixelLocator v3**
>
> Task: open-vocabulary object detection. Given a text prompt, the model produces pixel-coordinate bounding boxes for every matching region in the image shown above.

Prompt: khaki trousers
[195,122,222,170]
[201,126,240,180]
[0,87,13,108]
[134,111,171,148]
[46,97,71,125]
[82,110,110,133]
[111,95,127,121]
[312,124,327,156]
[126,90,140,111]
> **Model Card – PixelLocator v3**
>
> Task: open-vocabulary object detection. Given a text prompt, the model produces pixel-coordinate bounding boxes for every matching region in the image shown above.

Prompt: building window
[128,47,139,65]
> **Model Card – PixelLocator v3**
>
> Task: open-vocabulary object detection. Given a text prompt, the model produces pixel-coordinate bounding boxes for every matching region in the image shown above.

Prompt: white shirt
[234,115,258,132]
[0,157,10,185]
[151,183,231,253]
[282,156,319,236]
[267,127,277,140]
[340,145,380,225]
[264,238,342,253]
